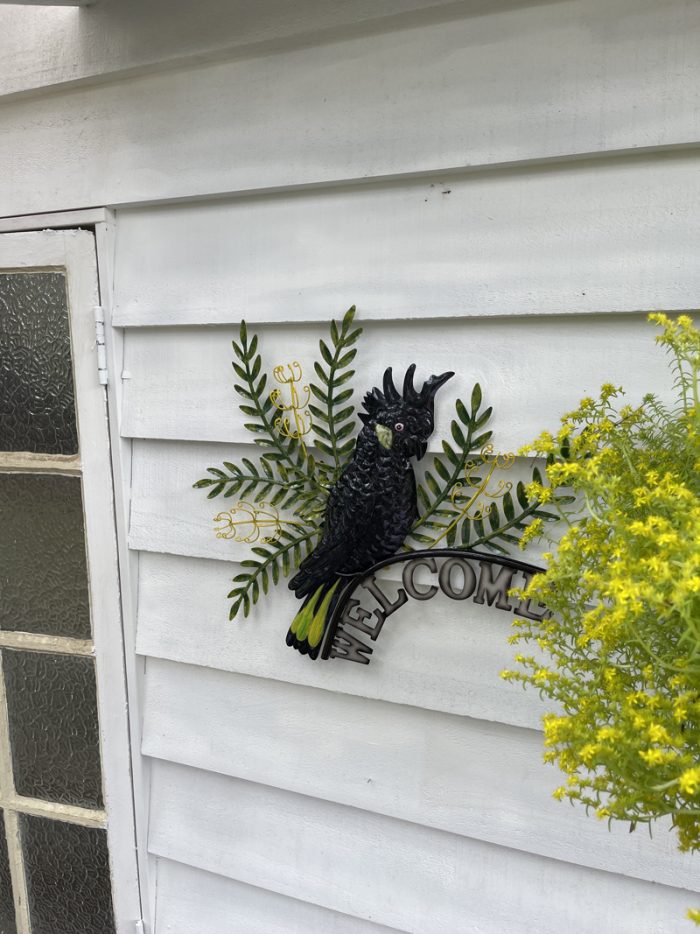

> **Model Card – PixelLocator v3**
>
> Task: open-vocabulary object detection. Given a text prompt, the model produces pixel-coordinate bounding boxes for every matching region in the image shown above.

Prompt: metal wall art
[323,550,549,664]
[195,307,569,664]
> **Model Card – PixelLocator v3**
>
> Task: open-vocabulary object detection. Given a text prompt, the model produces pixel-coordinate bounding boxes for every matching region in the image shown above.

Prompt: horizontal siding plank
[136,551,544,728]
[130,439,259,562]
[0,0,476,99]
[113,153,700,325]
[129,440,547,562]
[143,658,698,891]
[155,858,400,934]
[5,0,700,216]
[121,313,676,446]
[149,759,696,934]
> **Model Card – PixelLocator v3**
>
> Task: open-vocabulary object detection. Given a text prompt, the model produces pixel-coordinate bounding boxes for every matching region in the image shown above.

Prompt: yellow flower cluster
[503,315,700,881]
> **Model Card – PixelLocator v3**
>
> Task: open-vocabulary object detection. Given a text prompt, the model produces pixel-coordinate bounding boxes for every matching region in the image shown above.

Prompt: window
[0,232,141,934]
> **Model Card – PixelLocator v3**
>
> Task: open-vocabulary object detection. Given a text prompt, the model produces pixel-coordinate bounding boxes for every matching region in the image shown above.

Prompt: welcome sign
[196,308,566,666]
[323,549,548,664]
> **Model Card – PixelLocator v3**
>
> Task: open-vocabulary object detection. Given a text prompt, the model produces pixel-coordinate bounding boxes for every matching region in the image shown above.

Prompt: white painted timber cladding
[121,314,679,447]
[4,0,700,930]
[142,658,697,890]
[149,761,694,934]
[135,551,547,729]
[2,0,700,216]
[0,0,480,98]
[154,859,400,934]
[112,156,700,327]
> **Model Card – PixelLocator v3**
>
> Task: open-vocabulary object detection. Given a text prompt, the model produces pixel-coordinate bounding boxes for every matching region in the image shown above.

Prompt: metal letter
[341,597,380,637]
[402,557,438,601]
[473,561,515,611]
[361,577,408,639]
[330,627,373,664]
[438,557,477,600]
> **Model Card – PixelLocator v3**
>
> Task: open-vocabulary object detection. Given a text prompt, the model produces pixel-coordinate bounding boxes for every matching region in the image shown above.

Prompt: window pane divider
[0,453,81,475]
[0,634,93,657]
[4,811,31,934]
[0,653,31,934]
[6,797,106,831]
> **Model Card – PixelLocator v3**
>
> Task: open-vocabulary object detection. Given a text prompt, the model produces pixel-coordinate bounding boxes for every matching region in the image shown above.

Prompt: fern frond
[309,306,363,482]
[232,321,323,492]
[193,457,306,501]
[410,385,575,555]
[469,476,573,553]
[227,526,320,619]
[408,383,492,546]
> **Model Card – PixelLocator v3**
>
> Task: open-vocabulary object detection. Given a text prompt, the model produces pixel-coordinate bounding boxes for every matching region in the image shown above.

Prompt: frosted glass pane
[0,813,16,934]
[21,815,114,934]
[0,272,77,455]
[4,651,103,809]
[0,473,91,639]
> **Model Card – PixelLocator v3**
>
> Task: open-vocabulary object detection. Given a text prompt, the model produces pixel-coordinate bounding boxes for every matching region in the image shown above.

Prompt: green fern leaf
[471,383,482,412]
[224,527,319,621]
[309,306,363,481]
[409,388,494,547]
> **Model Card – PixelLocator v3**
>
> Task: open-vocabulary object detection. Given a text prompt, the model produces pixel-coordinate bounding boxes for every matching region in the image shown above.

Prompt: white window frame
[0,224,145,934]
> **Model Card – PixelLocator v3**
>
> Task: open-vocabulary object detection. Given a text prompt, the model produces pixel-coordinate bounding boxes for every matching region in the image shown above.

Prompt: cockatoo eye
[394,422,405,432]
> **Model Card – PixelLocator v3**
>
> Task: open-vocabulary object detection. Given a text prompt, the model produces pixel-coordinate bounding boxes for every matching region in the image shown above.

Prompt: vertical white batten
[95,213,154,933]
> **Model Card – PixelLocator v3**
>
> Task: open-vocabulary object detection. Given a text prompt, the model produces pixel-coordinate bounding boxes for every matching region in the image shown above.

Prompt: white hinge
[133,921,146,934]
[93,304,109,386]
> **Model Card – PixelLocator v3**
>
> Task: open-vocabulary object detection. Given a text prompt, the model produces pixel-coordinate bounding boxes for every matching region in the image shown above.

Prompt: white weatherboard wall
[2,0,700,931]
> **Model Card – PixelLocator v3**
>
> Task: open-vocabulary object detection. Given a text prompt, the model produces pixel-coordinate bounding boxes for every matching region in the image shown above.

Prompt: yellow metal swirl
[431,444,515,547]
[269,361,312,455]
[214,501,283,544]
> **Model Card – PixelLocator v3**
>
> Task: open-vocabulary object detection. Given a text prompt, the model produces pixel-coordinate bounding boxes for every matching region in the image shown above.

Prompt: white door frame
[0,215,149,934]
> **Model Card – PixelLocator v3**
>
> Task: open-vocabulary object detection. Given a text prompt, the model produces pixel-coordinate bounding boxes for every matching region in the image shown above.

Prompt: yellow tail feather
[291,587,324,641]
[307,583,339,648]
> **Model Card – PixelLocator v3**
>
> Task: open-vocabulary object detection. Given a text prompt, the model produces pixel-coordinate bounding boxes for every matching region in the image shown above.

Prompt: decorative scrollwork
[214,501,283,544]
[431,443,515,547]
[270,361,312,454]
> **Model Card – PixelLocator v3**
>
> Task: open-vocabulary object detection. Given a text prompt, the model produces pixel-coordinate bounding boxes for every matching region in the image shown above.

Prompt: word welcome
[326,553,549,664]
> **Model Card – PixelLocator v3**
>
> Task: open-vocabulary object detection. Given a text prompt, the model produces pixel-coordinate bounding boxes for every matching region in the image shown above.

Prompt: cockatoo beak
[416,441,428,460]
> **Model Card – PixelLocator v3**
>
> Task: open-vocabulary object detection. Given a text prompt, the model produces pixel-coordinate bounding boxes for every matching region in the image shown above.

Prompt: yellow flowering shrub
[503,316,700,901]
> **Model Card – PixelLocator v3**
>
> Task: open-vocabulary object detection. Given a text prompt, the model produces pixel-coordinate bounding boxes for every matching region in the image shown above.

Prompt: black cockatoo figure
[287,364,454,658]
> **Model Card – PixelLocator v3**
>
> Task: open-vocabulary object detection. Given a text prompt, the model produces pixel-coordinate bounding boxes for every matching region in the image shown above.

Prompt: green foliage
[409,383,572,553]
[503,315,700,904]
[469,471,572,555]
[227,527,319,619]
[408,383,492,548]
[308,306,362,485]
[194,309,362,618]
[230,320,318,493]
[193,457,302,506]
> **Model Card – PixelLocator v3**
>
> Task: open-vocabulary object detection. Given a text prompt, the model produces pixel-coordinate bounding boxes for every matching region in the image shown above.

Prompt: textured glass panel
[0,813,16,934]
[21,815,115,934]
[0,272,77,455]
[0,473,91,639]
[4,650,103,808]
